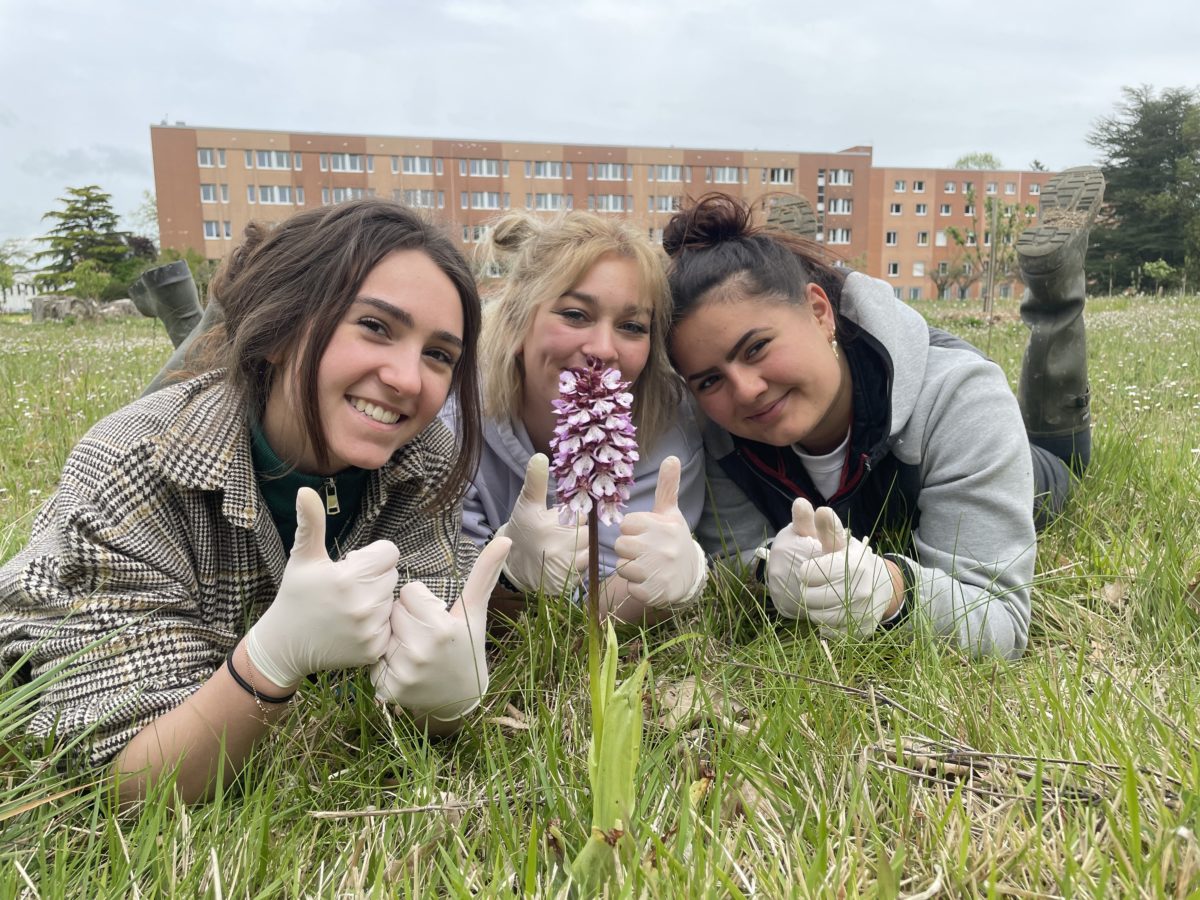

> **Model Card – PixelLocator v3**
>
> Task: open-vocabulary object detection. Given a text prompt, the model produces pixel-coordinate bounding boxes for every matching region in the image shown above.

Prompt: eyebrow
[356,296,463,350]
[683,328,768,383]
[561,289,650,319]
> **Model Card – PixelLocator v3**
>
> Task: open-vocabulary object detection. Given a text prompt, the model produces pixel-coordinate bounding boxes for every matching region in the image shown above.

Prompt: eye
[694,373,721,393]
[744,338,770,360]
[358,316,388,337]
[620,320,650,336]
[555,308,588,324]
[424,346,459,368]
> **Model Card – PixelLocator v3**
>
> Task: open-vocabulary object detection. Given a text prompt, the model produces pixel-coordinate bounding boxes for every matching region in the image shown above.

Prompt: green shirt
[250,422,369,557]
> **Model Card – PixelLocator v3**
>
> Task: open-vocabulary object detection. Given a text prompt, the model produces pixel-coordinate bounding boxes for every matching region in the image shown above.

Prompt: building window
[294,152,303,171]
[827,228,851,244]
[915,203,928,216]
[963,262,974,276]
[912,180,925,193]
[964,204,976,216]
[468,158,501,177]
[319,153,328,172]
[530,161,563,179]
[999,284,1011,299]
[200,184,217,203]
[203,220,220,239]
[296,187,304,204]
[401,189,438,208]
[986,181,997,195]
[648,195,677,213]
[828,198,852,215]
[765,167,794,185]
[468,191,500,209]
[828,169,853,185]
[245,150,254,168]
[1030,183,1041,195]
[712,166,739,184]
[938,261,949,275]
[984,231,991,246]
[887,262,899,277]
[889,202,902,215]
[197,148,215,167]
[916,231,929,246]
[258,185,294,204]
[594,194,626,212]
[885,231,898,246]
[323,186,370,204]
[329,153,364,172]
[966,232,977,246]
[462,225,492,244]
[1005,182,1016,195]
[593,162,624,181]
[535,192,565,211]
[908,287,922,300]
[939,204,951,216]
[223,220,232,239]
[402,155,435,175]
[650,164,683,182]
[912,261,925,277]
[894,179,906,192]
[220,184,229,203]
[255,150,291,169]
[935,230,947,247]
[944,181,956,194]
[246,185,256,203]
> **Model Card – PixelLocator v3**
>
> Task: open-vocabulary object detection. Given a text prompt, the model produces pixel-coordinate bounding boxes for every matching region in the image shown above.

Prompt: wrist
[242,630,301,694]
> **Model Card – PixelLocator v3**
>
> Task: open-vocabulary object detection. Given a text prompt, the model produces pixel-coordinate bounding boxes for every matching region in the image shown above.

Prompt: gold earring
[830,337,839,361]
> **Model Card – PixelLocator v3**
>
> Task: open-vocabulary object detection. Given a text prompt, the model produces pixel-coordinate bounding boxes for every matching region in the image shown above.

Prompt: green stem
[587,509,601,728]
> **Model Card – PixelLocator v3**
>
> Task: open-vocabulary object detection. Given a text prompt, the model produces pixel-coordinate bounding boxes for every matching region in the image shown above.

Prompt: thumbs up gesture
[246,487,399,690]
[765,498,895,637]
[370,536,512,721]
[493,453,587,594]
[612,456,708,610]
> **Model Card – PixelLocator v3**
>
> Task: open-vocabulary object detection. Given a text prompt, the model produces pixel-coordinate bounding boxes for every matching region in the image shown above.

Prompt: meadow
[1,297,1199,898]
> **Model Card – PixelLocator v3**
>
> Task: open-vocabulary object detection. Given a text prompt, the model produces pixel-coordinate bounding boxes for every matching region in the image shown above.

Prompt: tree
[1087,85,1200,293]
[127,190,160,245]
[1029,159,1048,172]
[944,186,1038,308]
[1142,258,1175,295]
[34,185,129,289]
[953,152,1004,170]
[69,259,111,301]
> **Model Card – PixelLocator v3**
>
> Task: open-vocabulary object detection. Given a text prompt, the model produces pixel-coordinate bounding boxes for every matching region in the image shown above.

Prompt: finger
[652,456,681,514]
[290,487,330,562]
[341,539,402,580]
[397,579,446,626]
[814,507,848,553]
[789,497,817,539]
[618,511,654,537]
[453,537,512,624]
[519,453,551,508]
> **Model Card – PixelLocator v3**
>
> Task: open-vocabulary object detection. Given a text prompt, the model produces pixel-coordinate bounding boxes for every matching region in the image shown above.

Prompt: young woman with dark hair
[0,199,510,803]
[663,168,1103,659]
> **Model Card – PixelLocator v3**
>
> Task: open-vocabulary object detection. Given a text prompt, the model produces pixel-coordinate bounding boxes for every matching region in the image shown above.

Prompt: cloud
[21,144,150,181]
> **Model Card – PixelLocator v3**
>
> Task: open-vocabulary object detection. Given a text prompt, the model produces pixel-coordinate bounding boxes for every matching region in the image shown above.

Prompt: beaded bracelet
[225,651,295,707]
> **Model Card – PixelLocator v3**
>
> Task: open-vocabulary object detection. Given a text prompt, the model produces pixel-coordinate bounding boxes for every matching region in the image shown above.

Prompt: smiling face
[262,249,464,474]
[669,283,852,452]
[518,252,652,448]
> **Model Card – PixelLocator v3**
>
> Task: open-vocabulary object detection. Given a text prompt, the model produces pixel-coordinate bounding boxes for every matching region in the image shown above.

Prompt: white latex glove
[493,453,586,594]
[370,536,511,721]
[247,487,399,688]
[766,498,894,637]
[613,456,707,609]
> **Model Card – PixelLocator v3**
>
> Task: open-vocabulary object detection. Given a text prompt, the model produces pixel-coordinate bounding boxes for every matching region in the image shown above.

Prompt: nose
[727,366,766,405]
[582,324,618,365]
[379,346,423,398]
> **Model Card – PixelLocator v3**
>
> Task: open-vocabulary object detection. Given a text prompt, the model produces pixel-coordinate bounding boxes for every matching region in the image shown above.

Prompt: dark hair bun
[662,193,755,258]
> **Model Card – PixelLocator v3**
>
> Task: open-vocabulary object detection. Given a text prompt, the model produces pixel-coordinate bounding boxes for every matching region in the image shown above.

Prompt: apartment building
[151,124,1051,298]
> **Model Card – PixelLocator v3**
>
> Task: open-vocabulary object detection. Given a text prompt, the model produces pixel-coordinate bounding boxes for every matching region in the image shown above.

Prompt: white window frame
[915,203,928,216]
[894,179,906,192]
[887,261,900,277]
[203,220,220,239]
[768,167,795,185]
[200,184,217,203]
[197,148,214,167]
[885,231,898,246]
[889,202,902,215]
[916,231,929,246]
[944,181,957,194]
[912,180,925,193]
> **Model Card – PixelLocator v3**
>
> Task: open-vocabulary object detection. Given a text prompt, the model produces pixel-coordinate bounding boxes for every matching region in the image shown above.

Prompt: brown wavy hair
[204,199,483,509]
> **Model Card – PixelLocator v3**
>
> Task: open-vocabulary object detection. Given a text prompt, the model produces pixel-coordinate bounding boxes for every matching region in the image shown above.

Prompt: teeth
[351,397,401,424]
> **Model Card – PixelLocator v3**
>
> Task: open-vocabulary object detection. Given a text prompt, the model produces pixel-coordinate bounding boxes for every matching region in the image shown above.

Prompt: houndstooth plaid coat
[0,371,477,766]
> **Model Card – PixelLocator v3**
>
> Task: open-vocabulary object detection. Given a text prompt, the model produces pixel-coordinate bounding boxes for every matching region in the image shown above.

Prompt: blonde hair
[478,210,681,448]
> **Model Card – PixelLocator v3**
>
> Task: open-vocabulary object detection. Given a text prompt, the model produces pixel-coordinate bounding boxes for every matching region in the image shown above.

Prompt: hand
[613,456,707,609]
[493,453,586,594]
[766,498,894,637]
[247,487,399,689]
[371,537,511,721]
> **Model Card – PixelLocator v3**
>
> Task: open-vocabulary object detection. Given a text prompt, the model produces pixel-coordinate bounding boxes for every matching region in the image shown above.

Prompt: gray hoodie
[697,272,1036,659]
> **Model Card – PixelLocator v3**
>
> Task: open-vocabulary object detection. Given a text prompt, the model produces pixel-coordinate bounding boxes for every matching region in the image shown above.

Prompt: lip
[746,393,787,425]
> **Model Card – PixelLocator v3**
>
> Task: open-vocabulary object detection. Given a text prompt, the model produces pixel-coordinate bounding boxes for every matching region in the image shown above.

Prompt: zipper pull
[323,477,341,515]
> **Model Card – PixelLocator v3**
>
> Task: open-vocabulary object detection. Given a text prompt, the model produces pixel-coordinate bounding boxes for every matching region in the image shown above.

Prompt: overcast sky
[1,0,1196,244]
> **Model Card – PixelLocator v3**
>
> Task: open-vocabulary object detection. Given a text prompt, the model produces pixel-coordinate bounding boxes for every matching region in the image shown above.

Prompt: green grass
[3,300,1200,897]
